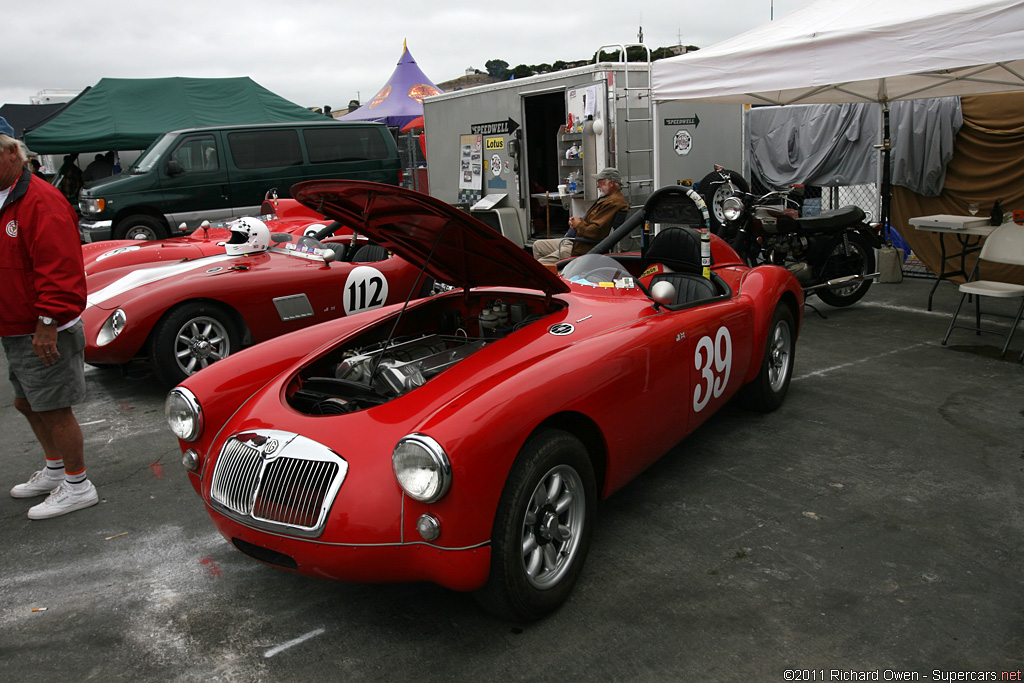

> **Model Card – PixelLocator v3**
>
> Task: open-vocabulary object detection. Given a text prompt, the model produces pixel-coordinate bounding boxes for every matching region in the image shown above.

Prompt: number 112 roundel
[344,266,391,315]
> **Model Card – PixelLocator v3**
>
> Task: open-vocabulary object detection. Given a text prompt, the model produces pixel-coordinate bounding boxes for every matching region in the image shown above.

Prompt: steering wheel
[312,221,345,241]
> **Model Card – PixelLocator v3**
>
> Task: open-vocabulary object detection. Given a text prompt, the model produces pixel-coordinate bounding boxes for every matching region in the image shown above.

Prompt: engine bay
[286,293,559,415]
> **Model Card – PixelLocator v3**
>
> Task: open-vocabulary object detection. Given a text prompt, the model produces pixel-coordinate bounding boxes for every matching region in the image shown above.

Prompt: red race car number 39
[693,326,732,413]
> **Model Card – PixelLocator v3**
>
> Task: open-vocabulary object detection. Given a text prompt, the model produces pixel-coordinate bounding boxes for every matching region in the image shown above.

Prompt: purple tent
[341,42,443,129]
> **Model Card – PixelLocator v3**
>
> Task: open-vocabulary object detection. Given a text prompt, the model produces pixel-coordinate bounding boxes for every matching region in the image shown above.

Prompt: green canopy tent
[24,77,325,154]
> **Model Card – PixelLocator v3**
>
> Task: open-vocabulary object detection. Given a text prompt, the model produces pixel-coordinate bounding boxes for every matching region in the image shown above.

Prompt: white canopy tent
[651,0,1024,107]
[650,0,1024,225]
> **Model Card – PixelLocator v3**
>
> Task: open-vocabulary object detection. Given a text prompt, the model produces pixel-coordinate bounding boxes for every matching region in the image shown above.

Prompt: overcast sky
[7,0,807,110]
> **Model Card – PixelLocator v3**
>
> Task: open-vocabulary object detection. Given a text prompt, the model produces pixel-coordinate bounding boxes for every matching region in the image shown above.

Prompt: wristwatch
[38,316,56,326]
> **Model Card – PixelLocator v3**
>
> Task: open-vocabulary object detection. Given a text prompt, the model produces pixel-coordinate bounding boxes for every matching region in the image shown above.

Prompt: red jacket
[0,169,86,336]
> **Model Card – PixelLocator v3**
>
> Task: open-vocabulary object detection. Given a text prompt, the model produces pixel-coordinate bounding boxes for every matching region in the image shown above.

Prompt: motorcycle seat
[796,205,866,231]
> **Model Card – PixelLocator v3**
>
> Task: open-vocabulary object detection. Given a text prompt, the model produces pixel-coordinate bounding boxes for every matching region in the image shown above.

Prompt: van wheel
[115,215,168,241]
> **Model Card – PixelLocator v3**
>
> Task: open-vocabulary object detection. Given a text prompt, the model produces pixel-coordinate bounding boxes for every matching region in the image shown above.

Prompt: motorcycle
[719,185,881,309]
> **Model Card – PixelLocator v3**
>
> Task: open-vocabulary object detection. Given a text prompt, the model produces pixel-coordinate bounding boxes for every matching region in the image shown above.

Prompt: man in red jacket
[0,125,98,519]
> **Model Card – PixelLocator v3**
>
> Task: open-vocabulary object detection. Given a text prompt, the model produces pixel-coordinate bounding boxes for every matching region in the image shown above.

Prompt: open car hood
[293,180,569,295]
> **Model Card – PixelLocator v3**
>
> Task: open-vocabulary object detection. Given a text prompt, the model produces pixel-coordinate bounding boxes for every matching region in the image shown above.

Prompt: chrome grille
[253,457,338,528]
[211,439,263,515]
[209,430,347,537]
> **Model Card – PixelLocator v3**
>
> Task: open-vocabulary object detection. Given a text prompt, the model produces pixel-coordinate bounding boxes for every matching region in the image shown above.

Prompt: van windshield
[130,134,177,174]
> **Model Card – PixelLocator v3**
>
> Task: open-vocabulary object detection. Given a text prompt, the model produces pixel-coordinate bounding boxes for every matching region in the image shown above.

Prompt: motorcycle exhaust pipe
[802,272,880,293]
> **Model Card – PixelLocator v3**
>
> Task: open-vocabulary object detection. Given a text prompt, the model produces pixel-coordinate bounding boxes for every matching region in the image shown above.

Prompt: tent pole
[879,101,892,240]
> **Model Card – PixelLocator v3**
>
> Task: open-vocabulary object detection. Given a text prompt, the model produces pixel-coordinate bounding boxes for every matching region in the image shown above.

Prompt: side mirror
[270,233,292,243]
[649,280,676,309]
[166,160,183,176]
[322,247,338,264]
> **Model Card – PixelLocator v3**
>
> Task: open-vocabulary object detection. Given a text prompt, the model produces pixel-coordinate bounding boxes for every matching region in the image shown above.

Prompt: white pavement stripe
[793,342,931,381]
[263,628,327,659]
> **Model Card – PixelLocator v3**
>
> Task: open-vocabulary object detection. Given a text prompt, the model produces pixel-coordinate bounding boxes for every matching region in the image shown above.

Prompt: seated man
[533,167,629,265]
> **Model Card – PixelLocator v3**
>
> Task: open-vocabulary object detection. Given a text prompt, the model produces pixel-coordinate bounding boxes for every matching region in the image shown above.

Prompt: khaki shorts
[3,320,87,412]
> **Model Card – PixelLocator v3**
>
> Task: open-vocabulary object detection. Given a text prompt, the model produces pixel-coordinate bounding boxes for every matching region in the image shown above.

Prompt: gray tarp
[747,98,963,196]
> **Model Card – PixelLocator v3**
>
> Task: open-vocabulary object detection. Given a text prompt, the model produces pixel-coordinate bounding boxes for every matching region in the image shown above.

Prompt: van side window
[303,127,390,164]
[228,130,303,169]
[171,136,219,173]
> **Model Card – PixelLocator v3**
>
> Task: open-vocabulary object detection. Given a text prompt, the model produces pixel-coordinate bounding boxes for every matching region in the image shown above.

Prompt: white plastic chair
[942,223,1024,361]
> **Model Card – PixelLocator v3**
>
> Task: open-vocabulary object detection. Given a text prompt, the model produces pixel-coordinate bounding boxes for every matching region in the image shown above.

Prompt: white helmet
[225,217,270,256]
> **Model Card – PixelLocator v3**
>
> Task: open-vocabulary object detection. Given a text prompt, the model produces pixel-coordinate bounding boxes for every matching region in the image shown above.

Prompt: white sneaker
[27,481,99,520]
[10,469,64,498]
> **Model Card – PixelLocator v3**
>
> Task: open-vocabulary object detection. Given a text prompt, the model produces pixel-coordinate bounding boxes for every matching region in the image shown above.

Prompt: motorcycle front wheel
[697,169,748,234]
[814,230,875,307]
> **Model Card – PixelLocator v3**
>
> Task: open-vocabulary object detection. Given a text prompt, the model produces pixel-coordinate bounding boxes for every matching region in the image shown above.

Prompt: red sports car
[84,202,429,385]
[81,198,339,275]
[166,181,804,620]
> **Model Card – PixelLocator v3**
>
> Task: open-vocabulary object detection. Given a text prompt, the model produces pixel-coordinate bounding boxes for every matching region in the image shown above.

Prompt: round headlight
[723,196,744,222]
[165,387,203,442]
[95,308,127,347]
[392,434,451,503]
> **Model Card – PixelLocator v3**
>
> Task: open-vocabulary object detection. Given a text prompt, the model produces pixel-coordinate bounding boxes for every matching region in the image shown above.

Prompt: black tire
[474,429,597,621]
[697,169,748,234]
[737,304,796,412]
[149,302,240,386]
[114,214,169,241]
[814,230,875,307]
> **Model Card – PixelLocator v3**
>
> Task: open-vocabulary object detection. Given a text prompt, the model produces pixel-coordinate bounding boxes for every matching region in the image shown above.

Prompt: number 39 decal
[344,266,389,315]
[693,326,732,413]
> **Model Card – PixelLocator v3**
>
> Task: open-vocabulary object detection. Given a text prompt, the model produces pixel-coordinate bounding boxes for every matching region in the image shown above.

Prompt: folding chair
[941,223,1024,361]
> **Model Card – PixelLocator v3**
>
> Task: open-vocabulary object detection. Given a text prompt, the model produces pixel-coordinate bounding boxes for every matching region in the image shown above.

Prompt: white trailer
[423,46,746,249]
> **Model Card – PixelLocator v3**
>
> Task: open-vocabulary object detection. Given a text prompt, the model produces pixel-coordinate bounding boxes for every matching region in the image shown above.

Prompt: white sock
[65,468,89,492]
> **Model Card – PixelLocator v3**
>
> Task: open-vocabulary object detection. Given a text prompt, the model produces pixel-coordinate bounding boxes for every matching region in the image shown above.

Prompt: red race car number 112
[344,266,389,315]
[693,326,732,413]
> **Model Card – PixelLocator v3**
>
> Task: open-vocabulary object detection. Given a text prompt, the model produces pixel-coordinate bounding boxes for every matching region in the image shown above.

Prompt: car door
[225,128,306,213]
[160,133,233,225]
[677,300,755,433]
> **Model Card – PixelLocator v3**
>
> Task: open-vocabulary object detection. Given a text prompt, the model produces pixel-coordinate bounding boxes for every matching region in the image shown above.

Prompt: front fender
[736,265,803,386]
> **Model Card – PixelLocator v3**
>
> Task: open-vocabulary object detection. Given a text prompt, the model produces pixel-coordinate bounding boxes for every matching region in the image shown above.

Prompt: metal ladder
[594,44,655,209]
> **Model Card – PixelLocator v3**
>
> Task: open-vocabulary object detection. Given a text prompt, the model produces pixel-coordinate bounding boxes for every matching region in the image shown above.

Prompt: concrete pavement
[1,275,1021,682]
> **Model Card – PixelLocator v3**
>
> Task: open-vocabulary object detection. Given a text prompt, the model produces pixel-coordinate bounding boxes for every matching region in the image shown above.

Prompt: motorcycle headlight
[392,434,451,503]
[723,196,744,222]
[95,309,127,347]
[165,387,203,442]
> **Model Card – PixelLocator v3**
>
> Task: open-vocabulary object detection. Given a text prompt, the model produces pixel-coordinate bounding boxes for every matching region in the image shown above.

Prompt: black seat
[351,244,389,262]
[642,227,704,274]
[648,272,719,306]
[643,227,719,306]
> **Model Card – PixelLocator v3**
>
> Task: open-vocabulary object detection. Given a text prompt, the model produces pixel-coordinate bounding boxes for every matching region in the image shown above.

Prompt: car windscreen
[131,134,176,174]
[560,254,637,288]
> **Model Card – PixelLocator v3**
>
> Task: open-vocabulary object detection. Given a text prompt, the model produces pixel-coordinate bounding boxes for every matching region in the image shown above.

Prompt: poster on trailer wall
[458,134,482,191]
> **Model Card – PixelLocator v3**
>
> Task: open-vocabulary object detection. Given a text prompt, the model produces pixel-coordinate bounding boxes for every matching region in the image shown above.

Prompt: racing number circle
[343,266,389,315]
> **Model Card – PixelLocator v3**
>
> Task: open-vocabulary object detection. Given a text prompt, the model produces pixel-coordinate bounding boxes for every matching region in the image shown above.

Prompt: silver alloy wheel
[173,315,231,376]
[768,318,793,392]
[520,464,586,590]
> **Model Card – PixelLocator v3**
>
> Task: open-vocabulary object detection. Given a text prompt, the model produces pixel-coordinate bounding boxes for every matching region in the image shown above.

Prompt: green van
[78,120,400,242]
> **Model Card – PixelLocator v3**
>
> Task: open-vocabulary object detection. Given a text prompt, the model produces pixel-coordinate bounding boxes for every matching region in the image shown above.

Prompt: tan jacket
[570,189,629,256]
